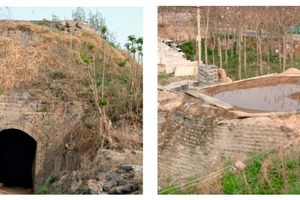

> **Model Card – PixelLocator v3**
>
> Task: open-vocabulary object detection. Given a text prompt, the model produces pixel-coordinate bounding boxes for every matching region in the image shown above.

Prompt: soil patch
[288,92,300,101]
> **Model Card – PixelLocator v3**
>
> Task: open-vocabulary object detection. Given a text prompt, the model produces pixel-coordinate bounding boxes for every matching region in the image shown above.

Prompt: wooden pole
[197,6,202,66]
[218,37,222,68]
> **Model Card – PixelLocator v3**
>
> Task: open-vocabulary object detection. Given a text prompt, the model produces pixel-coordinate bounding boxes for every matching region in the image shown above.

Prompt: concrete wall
[174,64,198,76]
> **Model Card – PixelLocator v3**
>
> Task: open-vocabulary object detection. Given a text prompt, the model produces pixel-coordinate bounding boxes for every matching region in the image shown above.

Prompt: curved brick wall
[0,91,84,191]
[158,105,294,185]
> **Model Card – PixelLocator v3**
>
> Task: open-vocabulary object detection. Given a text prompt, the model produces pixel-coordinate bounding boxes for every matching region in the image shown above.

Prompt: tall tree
[125,35,143,117]
[100,25,108,105]
[197,6,202,65]
[136,37,143,65]
[204,7,210,65]
[272,7,300,71]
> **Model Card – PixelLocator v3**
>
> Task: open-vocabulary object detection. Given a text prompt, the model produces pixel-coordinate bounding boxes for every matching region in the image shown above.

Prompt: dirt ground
[0,187,33,194]
[289,92,300,101]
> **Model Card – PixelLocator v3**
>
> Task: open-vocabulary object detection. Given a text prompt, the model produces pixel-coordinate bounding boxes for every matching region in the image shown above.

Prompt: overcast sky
[0,7,143,48]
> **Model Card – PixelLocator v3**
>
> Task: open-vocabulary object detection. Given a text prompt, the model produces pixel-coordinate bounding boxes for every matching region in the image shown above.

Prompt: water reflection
[212,84,300,112]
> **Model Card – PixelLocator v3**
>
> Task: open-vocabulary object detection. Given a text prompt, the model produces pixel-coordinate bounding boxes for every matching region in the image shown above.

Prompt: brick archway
[0,129,36,189]
[0,122,48,192]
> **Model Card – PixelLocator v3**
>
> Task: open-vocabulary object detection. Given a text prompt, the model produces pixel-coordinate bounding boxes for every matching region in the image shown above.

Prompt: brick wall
[0,91,84,190]
[158,106,291,184]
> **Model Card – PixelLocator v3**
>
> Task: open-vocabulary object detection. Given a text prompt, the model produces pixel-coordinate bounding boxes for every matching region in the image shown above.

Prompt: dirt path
[0,187,33,194]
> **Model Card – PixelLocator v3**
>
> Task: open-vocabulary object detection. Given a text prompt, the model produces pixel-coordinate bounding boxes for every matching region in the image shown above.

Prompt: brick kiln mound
[0,21,142,194]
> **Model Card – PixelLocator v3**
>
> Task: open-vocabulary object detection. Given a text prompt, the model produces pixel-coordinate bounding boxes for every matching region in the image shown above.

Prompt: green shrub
[118,59,127,67]
[51,71,66,79]
[80,53,92,65]
[49,175,58,184]
[120,77,128,84]
[98,98,108,106]
[87,43,95,51]
[180,40,196,61]
[36,185,49,194]
[160,184,181,194]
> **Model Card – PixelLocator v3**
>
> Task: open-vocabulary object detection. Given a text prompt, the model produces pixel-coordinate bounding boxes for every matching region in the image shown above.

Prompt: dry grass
[0,21,132,92]
[0,38,38,90]
[0,21,142,193]
[65,122,142,181]
[0,20,142,123]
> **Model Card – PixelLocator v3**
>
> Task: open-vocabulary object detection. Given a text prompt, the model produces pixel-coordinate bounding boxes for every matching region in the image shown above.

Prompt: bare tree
[197,6,202,65]
[204,7,210,65]
[231,7,245,79]
[218,37,222,68]
[72,7,86,21]
[272,7,300,71]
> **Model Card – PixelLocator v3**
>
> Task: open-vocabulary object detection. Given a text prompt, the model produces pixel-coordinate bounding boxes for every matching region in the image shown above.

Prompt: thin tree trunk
[243,34,247,74]
[238,30,242,80]
[290,35,294,68]
[212,32,216,65]
[197,7,202,65]
[232,33,235,58]
[256,35,259,75]
[283,35,287,71]
[279,39,282,70]
[205,7,210,65]
[101,39,105,102]
[259,36,263,75]
[267,52,270,74]
[267,34,272,74]
[225,32,228,65]
[218,37,222,68]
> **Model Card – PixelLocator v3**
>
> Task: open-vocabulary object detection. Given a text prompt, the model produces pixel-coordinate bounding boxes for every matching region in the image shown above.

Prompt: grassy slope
[0,21,142,124]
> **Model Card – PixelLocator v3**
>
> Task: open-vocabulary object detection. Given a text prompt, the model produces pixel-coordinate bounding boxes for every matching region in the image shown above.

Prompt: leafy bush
[36,185,49,194]
[180,40,196,61]
[80,53,92,65]
[49,175,58,184]
[118,59,127,67]
[98,98,108,106]
[51,71,66,79]
[87,42,95,51]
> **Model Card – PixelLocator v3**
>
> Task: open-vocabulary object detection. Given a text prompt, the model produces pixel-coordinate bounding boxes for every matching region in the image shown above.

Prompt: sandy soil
[0,187,33,194]
[289,92,300,101]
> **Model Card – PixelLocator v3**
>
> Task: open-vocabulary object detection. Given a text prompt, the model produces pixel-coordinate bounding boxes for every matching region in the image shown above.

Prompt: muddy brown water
[212,83,300,112]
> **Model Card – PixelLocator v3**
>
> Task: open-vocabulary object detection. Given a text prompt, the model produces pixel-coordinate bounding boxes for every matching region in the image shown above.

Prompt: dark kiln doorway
[0,129,37,189]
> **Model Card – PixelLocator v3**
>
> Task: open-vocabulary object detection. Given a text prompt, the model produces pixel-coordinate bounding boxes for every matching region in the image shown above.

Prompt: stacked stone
[163,80,199,92]
[198,65,218,85]
[163,82,189,92]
